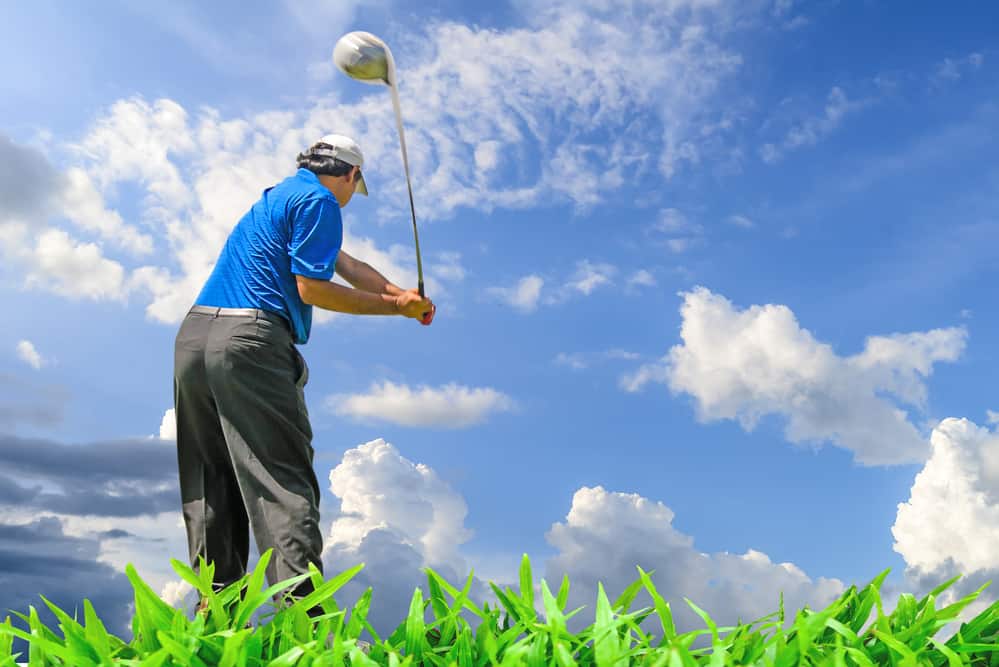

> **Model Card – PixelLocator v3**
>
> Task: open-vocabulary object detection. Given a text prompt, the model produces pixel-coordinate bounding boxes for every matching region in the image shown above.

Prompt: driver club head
[333,31,395,85]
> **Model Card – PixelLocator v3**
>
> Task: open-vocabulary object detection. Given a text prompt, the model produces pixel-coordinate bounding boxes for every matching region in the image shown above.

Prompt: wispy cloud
[931,52,985,86]
[726,214,755,229]
[650,208,705,253]
[328,381,515,428]
[1,0,749,322]
[487,275,545,313]
[562,260,616,296]
[16,340,46,370]
[627,269,657,289]
[760,86,871,163]
[556,348,642,372]
[554,352,588,370]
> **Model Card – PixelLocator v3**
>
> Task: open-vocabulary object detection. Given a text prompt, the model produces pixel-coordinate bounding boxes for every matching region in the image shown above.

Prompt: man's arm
[335,250,404,296]
[296,274,429,318]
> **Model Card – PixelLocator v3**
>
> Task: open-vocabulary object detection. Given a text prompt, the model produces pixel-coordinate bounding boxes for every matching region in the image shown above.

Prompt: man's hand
[394,291,434,322]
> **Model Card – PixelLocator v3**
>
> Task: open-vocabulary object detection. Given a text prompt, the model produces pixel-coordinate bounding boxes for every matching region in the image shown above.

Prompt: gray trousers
[173,306,323,604]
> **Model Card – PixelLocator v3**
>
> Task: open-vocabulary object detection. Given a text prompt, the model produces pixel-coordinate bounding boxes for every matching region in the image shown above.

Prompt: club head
[333,31,394,85]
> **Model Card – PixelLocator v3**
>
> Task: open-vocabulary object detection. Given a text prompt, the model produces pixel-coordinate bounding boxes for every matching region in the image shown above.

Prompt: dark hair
[296,143,356,176]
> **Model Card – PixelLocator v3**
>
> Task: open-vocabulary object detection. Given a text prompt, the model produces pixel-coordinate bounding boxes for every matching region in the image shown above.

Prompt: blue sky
[2,0,999,646]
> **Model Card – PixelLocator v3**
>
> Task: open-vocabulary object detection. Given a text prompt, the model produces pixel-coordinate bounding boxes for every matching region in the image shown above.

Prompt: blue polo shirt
[195,168,343,344]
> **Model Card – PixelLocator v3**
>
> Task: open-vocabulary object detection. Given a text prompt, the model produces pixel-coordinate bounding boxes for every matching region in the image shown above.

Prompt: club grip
[420,303,435,326]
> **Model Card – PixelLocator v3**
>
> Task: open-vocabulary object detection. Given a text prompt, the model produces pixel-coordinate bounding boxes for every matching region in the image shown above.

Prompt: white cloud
[726,214,755,228]
[627,269,657,288]
[760,86,870,163]
[430,251,466,283]
[893,418,999,575]
[487,275,544,313]
[931,52,985,85]
[555,352,588,370]
[562,259,615,296]
[651,208,704,253]
[320,438,491,638]
[559,348,642,373]
[325,438,474,568]
[61,167,153,255]
[891,418,999,634]
[988,410,999,425]
[328,381,515,428]
[159,408,176,440]
[605,348,640,361]
[474,140,502,171]
[16,340,45,370]
[11,0,750,320]
[319,440,849,644]
[624,287,966,466]
[26,229,128,301]
[61,511,191,608]
[620,360,671,392]
[544,486,846,639]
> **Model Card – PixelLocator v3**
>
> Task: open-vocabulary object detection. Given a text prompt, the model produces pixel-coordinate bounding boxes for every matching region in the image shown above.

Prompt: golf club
[333,31,434,326]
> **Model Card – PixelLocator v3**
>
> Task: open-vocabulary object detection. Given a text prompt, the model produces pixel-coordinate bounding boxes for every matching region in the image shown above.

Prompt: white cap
[307,134,368,195]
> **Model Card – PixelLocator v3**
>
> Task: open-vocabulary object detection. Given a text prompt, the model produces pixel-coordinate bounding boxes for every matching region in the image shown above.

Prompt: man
[173,134,433,616]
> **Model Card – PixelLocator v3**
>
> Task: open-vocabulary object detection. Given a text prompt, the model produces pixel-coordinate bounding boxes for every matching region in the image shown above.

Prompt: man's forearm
[304,280,399,315]
[338,256,402,295]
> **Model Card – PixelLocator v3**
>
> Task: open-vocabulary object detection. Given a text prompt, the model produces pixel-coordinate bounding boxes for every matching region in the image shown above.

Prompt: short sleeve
[288,196,343,280]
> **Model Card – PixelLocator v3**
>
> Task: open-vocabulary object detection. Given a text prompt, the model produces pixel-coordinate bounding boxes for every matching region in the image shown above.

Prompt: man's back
[196,169,344,344]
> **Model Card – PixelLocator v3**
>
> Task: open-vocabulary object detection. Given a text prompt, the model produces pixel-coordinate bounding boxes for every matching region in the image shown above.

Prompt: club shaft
[389,82,425,298]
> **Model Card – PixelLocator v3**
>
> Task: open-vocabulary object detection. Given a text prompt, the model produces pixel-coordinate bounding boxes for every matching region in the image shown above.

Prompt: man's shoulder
[283,170,337,199]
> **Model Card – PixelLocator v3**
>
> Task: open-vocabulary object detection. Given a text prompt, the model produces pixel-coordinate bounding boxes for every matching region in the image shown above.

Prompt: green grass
[2,549,998,666]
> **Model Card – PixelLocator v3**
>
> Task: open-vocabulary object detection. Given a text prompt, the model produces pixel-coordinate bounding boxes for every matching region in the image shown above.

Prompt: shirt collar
[297,168,319,183]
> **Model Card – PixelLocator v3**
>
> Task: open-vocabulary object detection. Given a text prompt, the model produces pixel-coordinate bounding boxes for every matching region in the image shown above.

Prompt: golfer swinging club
[173,134,434,616]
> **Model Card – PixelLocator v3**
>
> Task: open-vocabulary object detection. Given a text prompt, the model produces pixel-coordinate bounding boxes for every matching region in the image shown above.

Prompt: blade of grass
[636,566,676,644]
[405,587,425,663]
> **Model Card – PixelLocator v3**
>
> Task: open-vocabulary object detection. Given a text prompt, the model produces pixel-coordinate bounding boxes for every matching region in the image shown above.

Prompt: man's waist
[189,305,291,332]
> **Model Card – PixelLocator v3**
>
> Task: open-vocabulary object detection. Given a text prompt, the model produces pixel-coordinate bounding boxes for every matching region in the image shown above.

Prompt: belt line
[189,305,291,330]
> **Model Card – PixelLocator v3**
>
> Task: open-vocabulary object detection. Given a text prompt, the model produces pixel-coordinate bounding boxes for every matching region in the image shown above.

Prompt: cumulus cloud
[487,275,544,313]
[321,438,489,637]
[760,86,871,163]
[320,440,846,645]
[893,418,999,575]
[159,408,177,440]
[623,287,966,466]
[889,418,999,636]
[544,486,846,641]
[4,227,129,301]
[328,381,515,428]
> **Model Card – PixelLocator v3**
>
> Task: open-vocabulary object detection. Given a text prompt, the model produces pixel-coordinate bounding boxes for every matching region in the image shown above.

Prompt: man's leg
[204,314,324,609]
[174,311,251,594]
